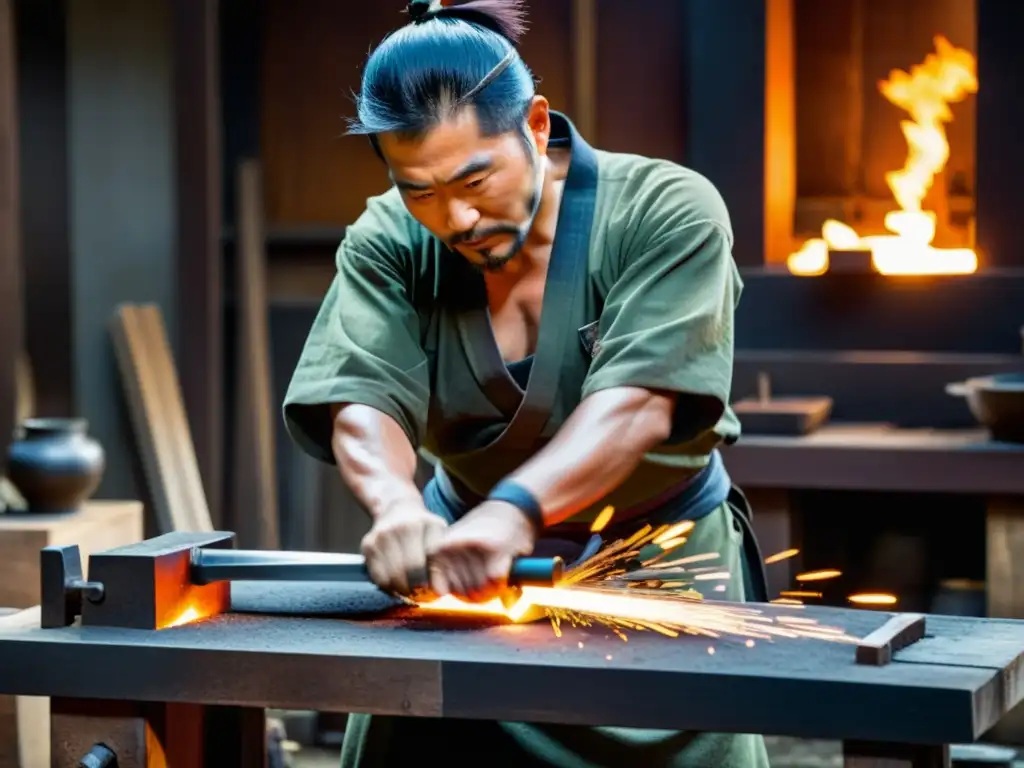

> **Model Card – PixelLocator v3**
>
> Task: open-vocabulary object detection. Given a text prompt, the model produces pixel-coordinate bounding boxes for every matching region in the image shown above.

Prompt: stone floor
[289,738,1024,767]
[289,738,847,767]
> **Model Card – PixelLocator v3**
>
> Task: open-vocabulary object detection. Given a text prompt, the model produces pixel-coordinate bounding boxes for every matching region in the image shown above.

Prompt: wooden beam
[17,0,73,419]
[0,0,23,471]
[571,0,597,142]
[172,0,224,526]
[233,160,279,549]
[763,0,795,265]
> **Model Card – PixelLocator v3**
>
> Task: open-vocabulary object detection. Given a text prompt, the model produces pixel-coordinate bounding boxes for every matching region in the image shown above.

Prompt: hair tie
[407,0,443,22]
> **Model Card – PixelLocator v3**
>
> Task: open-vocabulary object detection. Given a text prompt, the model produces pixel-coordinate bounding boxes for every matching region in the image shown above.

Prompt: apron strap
[726,486,770,604]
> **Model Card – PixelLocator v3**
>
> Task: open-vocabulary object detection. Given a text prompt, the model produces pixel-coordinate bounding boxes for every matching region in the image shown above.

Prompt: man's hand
[428,501,537,603]
[361,503,448,597]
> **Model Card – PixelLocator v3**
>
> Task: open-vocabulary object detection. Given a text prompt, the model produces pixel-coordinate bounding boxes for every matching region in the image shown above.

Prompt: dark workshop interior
[1,0,1024,766]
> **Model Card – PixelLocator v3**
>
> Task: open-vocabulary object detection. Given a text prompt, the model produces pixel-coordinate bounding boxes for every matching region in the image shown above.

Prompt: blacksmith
[284,0,770,765]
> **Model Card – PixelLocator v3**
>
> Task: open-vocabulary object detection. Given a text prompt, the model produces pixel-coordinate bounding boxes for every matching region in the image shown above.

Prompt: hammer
[190,548,563,595]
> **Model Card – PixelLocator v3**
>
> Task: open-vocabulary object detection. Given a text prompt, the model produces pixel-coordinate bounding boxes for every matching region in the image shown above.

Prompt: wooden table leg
[843,741,950,767]
[50,698,266,767]
[981,495,1024,745]
[986,496,1024,619]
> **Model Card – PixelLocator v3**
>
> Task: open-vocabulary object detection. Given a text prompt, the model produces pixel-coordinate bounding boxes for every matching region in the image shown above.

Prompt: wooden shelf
[722,423,1024,495]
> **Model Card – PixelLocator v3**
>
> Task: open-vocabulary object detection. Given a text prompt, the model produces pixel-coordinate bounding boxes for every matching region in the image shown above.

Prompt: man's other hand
[361,504,448,597]
[428,501,537,602]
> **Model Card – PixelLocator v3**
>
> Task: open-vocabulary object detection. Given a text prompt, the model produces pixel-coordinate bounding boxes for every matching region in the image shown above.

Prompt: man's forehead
[388,150,497,191]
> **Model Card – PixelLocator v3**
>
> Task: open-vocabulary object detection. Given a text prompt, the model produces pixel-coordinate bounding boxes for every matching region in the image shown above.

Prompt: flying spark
[416,508,870,645]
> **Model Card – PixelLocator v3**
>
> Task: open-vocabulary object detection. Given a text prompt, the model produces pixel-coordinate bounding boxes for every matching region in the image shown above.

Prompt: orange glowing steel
[787,36,978,276]
[796,569,842,582]
[163,604,204,629]
[848,593,898,607]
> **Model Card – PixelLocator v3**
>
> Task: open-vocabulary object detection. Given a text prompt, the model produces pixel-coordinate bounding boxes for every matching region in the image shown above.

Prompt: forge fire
[788,35,978,276]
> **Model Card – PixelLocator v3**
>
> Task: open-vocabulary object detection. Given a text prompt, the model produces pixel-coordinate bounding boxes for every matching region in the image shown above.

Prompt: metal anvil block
[42,531,234,630]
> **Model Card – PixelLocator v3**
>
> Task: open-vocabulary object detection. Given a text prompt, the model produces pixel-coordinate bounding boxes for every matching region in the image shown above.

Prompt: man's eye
[411,192,434,201]
[466,178,484,188]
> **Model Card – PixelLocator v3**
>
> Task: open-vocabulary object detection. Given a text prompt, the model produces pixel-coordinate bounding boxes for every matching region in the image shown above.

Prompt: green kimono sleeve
[582,169,741,444]
[282,237,430,464]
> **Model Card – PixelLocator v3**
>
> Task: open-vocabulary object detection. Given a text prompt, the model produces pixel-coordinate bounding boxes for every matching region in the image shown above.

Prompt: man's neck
[491,149,570,280]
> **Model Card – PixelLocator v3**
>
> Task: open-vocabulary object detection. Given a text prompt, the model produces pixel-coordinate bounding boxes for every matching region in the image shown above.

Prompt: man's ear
[525,96,551,156]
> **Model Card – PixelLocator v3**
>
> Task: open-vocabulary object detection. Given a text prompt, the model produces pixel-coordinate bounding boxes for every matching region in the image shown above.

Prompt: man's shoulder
[339,187,430,264]
[594,150,733,245]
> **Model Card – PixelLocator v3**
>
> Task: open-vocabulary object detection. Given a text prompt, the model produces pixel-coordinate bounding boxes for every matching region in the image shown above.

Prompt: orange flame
[788,36,978,276]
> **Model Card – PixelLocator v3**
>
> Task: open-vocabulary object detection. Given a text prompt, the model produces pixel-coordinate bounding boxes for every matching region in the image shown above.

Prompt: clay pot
[5,418,106,514]
[946,373,1024,443]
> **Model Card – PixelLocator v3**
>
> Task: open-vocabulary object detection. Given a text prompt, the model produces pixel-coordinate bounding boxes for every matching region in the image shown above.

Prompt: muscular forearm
[503,387,674,527]
[330,403,422,521]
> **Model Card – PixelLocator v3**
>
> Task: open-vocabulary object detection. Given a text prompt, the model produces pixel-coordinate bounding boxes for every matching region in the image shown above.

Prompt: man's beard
[465,188,538,272]
[452,148,545,272]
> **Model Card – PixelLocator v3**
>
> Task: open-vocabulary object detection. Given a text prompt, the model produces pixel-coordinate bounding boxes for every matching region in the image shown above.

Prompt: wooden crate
[0,501,143,768]
[0,501,143,608]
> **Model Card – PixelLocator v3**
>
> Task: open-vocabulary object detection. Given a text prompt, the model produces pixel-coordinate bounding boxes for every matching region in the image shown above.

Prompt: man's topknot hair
[347,1,536,141]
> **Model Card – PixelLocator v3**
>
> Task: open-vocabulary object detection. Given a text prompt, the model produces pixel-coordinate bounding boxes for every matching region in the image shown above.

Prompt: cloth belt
[423,451,769,603]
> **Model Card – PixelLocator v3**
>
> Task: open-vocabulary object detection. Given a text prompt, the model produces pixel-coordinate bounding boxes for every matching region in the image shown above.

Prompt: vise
[40,531,564,630]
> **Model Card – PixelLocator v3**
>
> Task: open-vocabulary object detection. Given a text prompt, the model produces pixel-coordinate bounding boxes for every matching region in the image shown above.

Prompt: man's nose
[446,199,480,234]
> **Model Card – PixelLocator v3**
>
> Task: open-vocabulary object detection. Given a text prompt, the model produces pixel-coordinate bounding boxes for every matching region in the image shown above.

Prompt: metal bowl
[946,372,1024,443]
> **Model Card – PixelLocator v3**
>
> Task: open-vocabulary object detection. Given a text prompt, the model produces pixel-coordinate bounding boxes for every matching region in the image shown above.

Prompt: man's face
[378,100,550,271]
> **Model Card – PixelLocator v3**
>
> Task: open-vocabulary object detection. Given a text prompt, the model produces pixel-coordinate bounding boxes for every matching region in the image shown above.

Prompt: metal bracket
[41,545,106,629]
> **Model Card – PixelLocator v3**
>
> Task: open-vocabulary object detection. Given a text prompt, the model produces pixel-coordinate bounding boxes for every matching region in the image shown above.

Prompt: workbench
[0,580,1022,767]
[721,425,1024,618]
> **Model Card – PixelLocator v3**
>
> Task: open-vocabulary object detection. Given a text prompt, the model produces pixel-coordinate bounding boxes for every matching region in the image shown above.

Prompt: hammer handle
[190,548,562,587]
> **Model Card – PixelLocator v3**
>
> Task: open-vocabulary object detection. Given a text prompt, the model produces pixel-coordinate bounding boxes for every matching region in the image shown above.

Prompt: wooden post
[571,0,597,142]
[0,0,23,469]
[17,0,74,419]
[682,0,795,266]
[975,1,1024,268]
[171,0,224,527]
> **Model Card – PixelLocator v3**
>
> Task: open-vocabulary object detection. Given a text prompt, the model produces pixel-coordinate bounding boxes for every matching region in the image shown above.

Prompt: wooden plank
[233,160,280,550]
[136,306,214,534]
[111,305,213,533]
[856,614,926,666]
[172,0,224,529]
[0,0,22,475]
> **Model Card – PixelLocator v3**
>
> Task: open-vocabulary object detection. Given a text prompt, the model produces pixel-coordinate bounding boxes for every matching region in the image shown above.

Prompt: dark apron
[428,111,768,603]
[425,451,770,603]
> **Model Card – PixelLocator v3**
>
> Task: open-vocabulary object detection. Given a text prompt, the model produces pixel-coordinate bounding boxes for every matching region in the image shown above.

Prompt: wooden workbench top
[722,423,1024,495]
[0,582,1021,746]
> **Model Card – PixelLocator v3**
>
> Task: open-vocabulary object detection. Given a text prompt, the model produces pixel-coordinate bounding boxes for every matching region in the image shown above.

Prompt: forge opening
[767,0,978,275]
